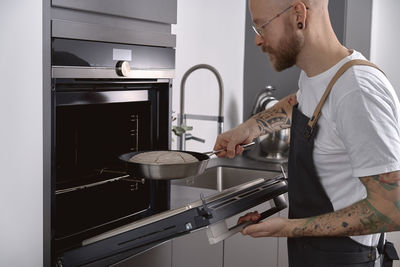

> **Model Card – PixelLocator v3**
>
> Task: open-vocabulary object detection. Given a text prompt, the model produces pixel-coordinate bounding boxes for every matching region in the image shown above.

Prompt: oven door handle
[206,194,287,245]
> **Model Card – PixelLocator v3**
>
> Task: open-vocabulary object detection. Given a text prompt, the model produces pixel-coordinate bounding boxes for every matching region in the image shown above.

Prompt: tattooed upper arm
[252,93,298,135]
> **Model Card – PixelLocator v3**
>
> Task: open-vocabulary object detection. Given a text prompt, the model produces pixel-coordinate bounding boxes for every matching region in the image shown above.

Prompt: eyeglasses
[251,5,293,37]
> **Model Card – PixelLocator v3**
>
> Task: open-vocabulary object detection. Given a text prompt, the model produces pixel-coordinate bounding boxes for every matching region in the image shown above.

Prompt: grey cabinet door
[223,202,279,267]
[113,241,172,267]
[52,19,176,47]
[52,0,177,24]
[172,229,223,267]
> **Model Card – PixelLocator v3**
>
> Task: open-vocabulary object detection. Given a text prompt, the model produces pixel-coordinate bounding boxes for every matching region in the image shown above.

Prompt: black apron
[287,59,399,267]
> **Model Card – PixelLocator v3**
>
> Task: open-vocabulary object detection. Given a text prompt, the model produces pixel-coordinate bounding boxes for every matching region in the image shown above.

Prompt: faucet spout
[178,64,224,150]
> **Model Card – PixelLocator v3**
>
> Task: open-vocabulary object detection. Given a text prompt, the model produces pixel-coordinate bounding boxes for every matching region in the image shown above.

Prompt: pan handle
[204,141,255,156]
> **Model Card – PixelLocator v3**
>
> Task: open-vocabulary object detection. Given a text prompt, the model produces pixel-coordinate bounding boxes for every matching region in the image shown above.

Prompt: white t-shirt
[296,50,400,247]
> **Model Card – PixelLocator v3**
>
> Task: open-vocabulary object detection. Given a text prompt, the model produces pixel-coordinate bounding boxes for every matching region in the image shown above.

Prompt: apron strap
[304,59,385,139]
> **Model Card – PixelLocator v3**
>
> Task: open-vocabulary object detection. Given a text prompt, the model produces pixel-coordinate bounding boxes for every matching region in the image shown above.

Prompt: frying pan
[119,142,255,180]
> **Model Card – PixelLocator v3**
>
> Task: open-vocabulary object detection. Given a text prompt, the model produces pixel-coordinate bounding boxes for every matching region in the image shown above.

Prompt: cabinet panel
[52,0,177,24]
[52,19,176,47]
[224,202,279,267]
[113,241,172,267]
[172,229,223,267]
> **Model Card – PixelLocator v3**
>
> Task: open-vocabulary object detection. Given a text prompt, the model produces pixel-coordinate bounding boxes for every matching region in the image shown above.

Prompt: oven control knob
[116,61,131,77]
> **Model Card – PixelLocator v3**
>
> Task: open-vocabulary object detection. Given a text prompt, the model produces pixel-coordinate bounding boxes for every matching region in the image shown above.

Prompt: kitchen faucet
[175,64,224,150]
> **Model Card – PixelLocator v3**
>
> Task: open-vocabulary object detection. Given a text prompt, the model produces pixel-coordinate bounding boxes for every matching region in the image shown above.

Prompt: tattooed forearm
[289,171,400,238]
[251,93,297,135]
[290,199,400,237]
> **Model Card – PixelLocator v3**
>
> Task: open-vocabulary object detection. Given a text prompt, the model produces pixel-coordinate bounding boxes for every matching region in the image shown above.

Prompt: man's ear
[292,2,307,30]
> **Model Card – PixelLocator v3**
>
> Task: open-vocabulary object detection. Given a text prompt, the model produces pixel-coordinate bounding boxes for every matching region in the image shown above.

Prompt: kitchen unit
[44,1,289,266]
[47,1,177,265]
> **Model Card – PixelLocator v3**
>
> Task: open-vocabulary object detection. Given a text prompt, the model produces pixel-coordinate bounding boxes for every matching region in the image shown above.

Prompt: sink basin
[173,166,281,191]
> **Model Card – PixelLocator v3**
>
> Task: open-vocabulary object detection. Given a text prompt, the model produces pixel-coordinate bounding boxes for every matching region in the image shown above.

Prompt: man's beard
[263,30,303,72]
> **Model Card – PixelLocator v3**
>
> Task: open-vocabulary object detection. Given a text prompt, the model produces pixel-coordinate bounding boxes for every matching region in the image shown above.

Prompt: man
[213,0,400,266]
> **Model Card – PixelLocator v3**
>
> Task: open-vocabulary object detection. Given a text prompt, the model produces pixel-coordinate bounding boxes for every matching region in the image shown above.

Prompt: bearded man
[213,0,400,266]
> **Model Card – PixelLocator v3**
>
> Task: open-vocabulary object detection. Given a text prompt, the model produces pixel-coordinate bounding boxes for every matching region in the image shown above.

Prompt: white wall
[370,0,400,262]
[370,0,400,98]
[344,0,373,59]
[0,1,43,266]
[171,0,246,152]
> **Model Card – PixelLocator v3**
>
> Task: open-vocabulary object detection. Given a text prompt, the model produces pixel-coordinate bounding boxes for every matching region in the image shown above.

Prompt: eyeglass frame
[252,5,308,37]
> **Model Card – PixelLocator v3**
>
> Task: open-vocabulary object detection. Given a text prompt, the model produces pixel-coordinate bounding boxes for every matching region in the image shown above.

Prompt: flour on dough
[129,151,198,165]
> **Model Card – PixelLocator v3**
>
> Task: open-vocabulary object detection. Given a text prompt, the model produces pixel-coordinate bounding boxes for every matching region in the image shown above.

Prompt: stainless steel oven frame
[51,65,175,265]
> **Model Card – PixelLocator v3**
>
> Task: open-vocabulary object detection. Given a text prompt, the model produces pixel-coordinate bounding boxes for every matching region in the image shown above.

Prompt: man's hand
[213,122,258,158]
[213,93,297,158]
[238,212,290,237]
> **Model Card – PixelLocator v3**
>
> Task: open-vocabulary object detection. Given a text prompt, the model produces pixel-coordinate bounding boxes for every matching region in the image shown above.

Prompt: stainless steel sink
[173,166,281,191]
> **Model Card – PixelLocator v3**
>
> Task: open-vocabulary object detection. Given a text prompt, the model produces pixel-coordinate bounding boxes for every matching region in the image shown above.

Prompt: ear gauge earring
[298,22,303,29]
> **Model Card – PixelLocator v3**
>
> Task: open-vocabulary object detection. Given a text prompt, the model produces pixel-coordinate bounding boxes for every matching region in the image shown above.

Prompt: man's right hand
[213,93,297,159]
[213,120,259,158]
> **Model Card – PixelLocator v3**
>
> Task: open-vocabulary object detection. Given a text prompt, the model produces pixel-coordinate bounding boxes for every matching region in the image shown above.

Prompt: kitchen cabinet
[170,200,285,267]
[223,195,290,267]
[114,241,172,267]
[172,229,223,267]
[52,0,177,24]
[224,202,279,267]
[169,183,224,267]
[51,0,176,47]
[224,235,278,267]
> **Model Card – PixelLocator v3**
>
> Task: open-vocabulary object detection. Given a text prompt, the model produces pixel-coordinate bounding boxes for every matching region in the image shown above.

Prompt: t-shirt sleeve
[335,80,400,178]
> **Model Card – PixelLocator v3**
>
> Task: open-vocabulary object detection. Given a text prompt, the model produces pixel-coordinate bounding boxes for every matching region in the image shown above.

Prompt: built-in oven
[52,39,288,267]
[52,38,173,265]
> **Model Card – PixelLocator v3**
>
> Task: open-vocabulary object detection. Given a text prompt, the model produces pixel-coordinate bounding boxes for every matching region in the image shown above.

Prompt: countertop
[207,151,287,172]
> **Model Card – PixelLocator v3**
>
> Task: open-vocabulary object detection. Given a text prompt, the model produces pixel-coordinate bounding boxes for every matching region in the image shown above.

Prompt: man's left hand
[240,216,290,237]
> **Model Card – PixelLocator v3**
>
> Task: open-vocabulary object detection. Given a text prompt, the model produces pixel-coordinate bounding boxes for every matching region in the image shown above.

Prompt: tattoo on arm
[372,174,399,191]
[290,171,400,237]
[252,93,297,135]
[395,200,400,212]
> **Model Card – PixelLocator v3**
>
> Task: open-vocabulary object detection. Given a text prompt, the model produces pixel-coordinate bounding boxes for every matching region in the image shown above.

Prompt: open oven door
[56,170,287,267]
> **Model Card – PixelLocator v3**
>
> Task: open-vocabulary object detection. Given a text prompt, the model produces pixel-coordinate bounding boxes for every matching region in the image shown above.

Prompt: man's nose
[254,34,264,46]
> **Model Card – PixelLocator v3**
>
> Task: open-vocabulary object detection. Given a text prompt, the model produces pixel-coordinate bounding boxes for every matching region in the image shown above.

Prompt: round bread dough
[129,151,198,165]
